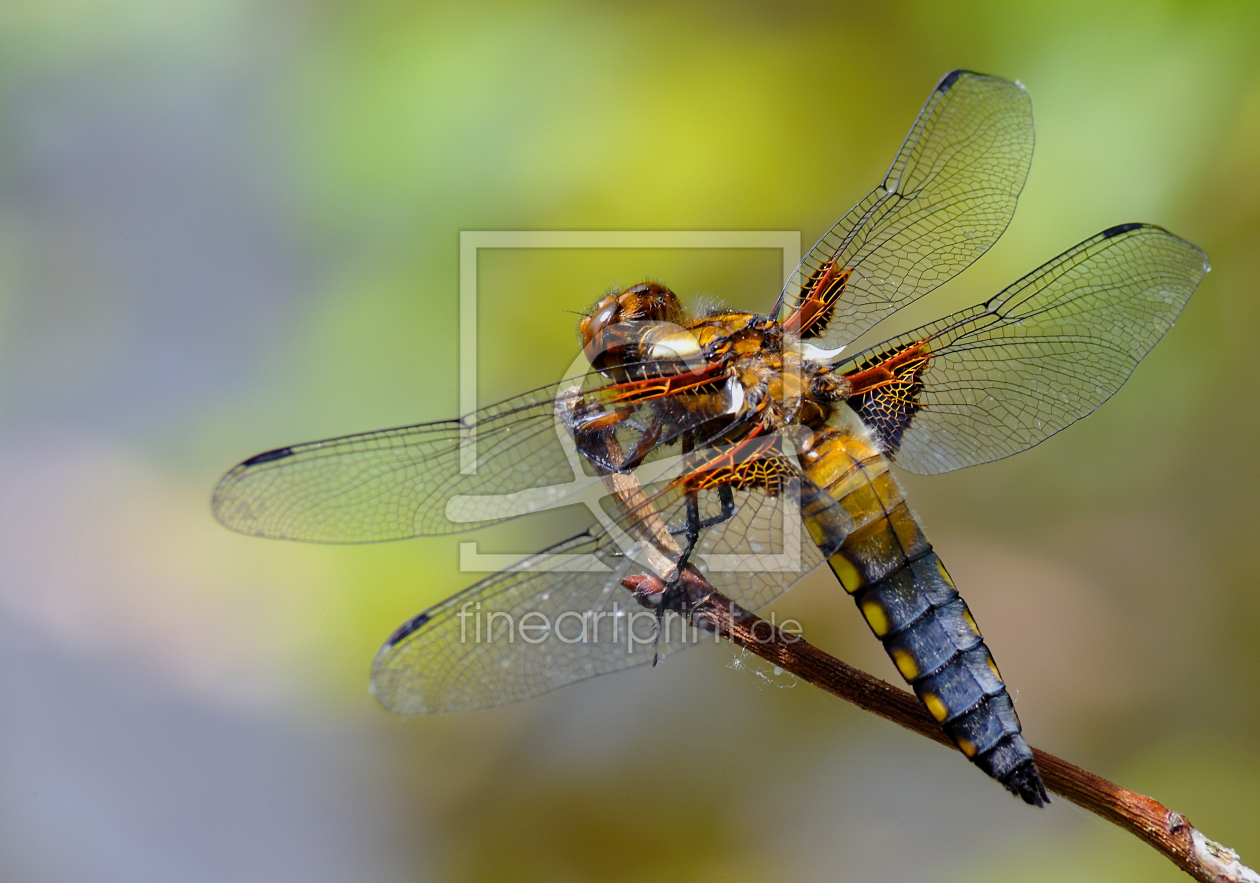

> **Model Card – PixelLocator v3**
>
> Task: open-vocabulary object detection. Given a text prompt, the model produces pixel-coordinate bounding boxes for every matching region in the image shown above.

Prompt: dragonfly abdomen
[802,425,1047,805]
[842,544,1044,804]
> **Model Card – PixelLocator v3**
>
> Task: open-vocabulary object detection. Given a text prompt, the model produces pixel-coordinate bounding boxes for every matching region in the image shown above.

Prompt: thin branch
[593,429,1252,880]
[669,583,1258,883]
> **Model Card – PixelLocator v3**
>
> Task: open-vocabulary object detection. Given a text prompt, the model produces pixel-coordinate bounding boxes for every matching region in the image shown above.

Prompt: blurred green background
[1,1,1257,880]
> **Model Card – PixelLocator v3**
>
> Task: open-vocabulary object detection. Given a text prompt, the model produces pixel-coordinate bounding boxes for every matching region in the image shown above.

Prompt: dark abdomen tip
[1002,761,1050,807]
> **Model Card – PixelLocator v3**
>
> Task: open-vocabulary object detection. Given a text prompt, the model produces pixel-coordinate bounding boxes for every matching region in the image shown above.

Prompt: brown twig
[592,428,1252,880]
[678,586,1258,883]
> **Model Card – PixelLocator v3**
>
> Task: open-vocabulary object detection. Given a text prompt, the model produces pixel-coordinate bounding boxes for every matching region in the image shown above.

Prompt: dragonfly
[212,70,1208,807]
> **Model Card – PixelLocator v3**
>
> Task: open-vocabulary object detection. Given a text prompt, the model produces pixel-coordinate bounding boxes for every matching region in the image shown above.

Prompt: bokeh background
[1,1,1258,880]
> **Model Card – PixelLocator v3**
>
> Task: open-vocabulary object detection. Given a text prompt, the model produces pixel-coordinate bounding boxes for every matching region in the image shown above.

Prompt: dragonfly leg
[676,487,707,567]
[651,431,708,663]
[668,483,737,537]
[652,484,729,664]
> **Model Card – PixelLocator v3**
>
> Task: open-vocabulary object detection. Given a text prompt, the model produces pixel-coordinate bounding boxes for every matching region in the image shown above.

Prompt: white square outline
[458,230,801,572]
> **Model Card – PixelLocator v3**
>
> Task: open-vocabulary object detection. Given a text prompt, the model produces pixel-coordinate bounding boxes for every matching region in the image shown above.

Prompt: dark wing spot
[935,69,968,92]
[241,446,295,467]
[845,343,931,454]
[1101,222,1145,238]
[386,611,432,646]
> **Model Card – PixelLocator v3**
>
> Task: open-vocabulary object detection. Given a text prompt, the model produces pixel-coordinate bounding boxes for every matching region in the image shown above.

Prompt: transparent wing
[371,469,843,714]
[370,530,668,714]
[211,358,736,542]
[776,70,1034,350]
[839,224,1210,474]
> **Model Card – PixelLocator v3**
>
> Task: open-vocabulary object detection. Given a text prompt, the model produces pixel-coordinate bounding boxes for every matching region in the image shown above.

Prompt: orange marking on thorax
[843,342,930,396]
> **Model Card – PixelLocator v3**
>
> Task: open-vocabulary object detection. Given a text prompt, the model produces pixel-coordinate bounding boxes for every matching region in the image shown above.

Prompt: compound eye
[581,298,620,348]
[619,282,680,322]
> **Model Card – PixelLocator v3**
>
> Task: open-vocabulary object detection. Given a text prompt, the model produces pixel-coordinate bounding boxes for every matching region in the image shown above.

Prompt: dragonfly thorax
[571,283,857,474]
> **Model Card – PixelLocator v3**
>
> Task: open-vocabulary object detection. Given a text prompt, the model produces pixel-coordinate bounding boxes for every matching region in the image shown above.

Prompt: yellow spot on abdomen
[891,648,919,681]
[956,735,978,758]
[861,599,890,636]
[936,559,956,588]
[828,553,864,594]
[963,608,981,638]
[987,655,1003,683]
[922,691,949,722]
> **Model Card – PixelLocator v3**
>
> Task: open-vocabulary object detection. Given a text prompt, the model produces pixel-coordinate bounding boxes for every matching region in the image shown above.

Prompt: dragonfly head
[581,282,685,371]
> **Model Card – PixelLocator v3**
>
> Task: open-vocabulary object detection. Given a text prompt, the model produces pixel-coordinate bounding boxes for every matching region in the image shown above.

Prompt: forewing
[840,224,1210,474]
[212,360,735,542]
[777,70,1034,350]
